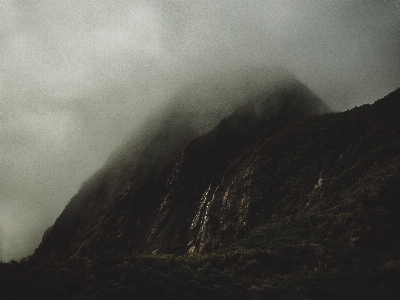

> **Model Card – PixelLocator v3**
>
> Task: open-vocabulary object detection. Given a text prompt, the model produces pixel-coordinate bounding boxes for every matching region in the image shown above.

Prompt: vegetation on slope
[1,89,399,299]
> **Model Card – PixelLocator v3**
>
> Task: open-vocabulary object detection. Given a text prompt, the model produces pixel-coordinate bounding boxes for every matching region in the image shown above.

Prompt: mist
[1,0,399,261]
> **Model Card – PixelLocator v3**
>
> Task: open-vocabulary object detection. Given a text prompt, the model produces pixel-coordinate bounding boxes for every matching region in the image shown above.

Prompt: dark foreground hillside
[1,88,400,299]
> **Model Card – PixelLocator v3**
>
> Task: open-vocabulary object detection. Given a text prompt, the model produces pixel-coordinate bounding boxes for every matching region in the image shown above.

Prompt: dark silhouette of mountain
[1,70,400,299]
[32,68,329,261]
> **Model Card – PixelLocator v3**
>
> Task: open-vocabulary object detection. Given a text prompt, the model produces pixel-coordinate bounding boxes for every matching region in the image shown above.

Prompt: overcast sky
[1,0,399,261]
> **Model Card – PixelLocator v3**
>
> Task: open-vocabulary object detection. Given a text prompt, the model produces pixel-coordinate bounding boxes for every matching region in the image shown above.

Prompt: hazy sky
[1,0,399,261]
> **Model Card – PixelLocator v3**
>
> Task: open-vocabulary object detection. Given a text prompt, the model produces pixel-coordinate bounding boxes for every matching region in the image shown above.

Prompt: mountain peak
[33,67,330,260]
[4,76,400,299]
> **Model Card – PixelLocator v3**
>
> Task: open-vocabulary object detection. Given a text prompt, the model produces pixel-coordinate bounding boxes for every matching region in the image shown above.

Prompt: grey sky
[1,0,399,261]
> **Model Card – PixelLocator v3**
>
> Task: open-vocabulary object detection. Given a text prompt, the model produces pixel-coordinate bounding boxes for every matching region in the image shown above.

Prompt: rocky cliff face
[4,76,400,299]
[32,72,400,274]
[33,69,329,260]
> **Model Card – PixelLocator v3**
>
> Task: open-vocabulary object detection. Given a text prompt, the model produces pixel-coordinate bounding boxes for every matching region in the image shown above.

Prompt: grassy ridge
[2,247,400,299]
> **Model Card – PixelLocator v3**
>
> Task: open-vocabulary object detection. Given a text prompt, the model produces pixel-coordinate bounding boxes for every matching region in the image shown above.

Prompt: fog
[1,0,399,261]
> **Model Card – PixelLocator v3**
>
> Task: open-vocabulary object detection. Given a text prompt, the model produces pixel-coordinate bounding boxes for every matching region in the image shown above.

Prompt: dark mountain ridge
[1,71,400,299]
[33,69,328,261]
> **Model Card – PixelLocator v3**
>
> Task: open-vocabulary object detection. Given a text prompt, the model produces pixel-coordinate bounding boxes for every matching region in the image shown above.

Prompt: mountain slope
[1,84,400,299]
[32,69,329,261]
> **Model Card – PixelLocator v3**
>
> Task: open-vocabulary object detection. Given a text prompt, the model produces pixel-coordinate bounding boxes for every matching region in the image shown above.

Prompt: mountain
[32,68,329,261]
[1,70,400,299]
